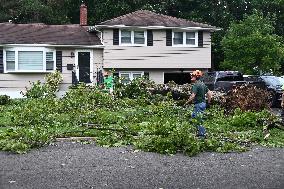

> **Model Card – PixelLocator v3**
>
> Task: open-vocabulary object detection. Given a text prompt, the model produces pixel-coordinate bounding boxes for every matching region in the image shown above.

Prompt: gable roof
[0,23,102,46]
[98,10,215,29]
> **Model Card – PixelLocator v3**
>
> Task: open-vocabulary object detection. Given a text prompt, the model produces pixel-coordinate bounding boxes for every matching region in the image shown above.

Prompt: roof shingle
[0,23,102,45]
[99,10,215,28]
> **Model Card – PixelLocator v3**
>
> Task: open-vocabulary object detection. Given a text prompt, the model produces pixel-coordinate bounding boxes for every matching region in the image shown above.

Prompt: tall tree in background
[0,0,70,24]
[0,0,21,22]
[250,0,284,36]
[221,11,284,74]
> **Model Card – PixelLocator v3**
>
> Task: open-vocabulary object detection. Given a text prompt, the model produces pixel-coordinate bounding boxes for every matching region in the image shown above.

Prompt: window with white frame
[46,52,54,70]
[172,31,198,47]
[4,47,56,72]
[6,51,15,71]
[173,32,183,45]
[120,30,146,46]
[121,30,131,44]
[119,71,144,84]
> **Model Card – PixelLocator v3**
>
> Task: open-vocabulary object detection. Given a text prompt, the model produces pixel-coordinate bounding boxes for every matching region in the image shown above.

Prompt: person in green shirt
[186,70,212,137]
[103,72,114,93]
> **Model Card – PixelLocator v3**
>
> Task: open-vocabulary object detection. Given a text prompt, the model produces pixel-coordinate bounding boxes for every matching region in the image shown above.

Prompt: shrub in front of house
[0,95,10,105]
[21,71,63,98]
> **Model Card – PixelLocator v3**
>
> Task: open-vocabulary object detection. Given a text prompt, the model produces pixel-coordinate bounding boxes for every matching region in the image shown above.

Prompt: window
[172,31,198,47]
[173,32,183,45]
[119,71,144,84]
[120,73,131,84]
[120,30,146,46]
[134,31,145,44]
[186,32,196,45]
[6,51,15,71]
[4,47,55,73]
[133,72,143,79]
[46,52,54,70]
[18,51,43,70]
[121,30,131,44]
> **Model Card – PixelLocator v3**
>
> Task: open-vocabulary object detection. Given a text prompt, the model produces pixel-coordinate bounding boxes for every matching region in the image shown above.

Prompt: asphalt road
[0,142,283,189]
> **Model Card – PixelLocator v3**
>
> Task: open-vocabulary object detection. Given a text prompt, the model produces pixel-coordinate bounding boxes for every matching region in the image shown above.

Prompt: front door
[77,51,91,83]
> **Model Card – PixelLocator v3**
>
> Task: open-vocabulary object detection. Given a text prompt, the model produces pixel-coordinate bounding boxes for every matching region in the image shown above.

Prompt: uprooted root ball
[221,84,271,113]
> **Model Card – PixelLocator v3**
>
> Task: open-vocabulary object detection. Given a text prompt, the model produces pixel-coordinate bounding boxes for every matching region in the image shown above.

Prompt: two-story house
[95,10,217,84]
[0,4,218,98]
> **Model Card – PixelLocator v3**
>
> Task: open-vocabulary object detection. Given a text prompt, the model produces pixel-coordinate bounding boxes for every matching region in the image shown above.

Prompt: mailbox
[67,64,74,70]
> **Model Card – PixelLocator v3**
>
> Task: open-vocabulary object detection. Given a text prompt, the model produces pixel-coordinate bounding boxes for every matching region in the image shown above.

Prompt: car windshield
[261,77,282,87]
[217,76,243,81]
[278,77,284,85]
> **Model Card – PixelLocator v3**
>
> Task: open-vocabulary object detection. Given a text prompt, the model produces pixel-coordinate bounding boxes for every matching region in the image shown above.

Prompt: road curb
[55,137,96,142]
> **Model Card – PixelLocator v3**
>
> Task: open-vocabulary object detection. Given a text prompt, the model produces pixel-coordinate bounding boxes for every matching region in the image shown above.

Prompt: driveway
[0,142,283,189]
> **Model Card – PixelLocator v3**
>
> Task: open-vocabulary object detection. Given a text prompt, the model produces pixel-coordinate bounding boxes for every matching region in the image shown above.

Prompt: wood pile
[221,84,271,113]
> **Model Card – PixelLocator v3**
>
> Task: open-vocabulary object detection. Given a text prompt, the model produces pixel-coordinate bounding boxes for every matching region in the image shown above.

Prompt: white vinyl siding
[172,31,198,47]
[3,47,56,73]
[102,29,211,69]
[120,30,146,46]
[0,49,104,98]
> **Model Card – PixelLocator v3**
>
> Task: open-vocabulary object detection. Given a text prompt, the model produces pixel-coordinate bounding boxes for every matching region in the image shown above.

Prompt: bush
[21,71,62,98]
[113,78,192,105]
[62,83,114,111]
[0,95,10,105]
[114,77,154,99]
[22,80,46,98]
[149,81,192,101]
[45,71,63,97]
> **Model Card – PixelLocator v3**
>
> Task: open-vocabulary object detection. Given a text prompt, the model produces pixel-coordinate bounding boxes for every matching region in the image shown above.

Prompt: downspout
[93,27,105,85]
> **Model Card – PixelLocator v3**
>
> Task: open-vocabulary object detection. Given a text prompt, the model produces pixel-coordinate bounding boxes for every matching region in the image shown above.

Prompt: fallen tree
[220,84,271,113]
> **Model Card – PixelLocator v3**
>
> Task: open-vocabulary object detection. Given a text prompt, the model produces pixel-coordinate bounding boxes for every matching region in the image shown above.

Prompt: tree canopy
[221,11,284,74]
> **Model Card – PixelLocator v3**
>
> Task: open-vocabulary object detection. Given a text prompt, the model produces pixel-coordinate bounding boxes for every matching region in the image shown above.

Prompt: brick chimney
[80,4,87,26]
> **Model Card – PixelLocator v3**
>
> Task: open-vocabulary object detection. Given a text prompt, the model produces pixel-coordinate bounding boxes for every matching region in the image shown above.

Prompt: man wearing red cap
[187,70,212,137]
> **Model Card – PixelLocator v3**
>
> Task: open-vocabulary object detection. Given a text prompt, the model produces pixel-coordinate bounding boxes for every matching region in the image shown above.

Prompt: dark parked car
[260,76,283,107]
[203,71,246,92]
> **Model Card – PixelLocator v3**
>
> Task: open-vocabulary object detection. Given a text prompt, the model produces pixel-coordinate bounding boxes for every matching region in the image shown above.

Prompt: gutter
[94,25,221,32]
[0,44,105,48]
[88,26,104,46]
